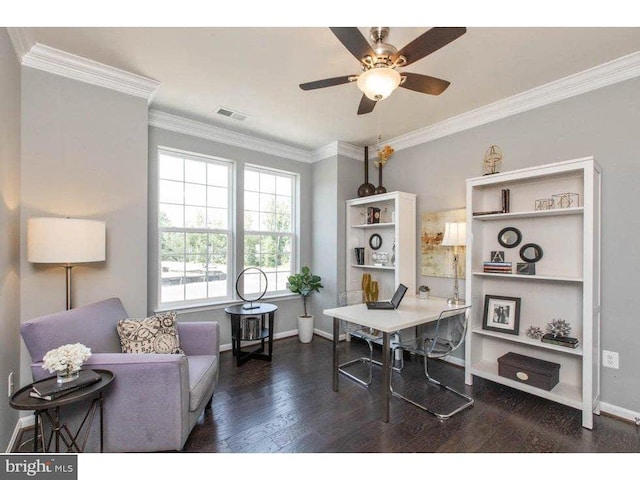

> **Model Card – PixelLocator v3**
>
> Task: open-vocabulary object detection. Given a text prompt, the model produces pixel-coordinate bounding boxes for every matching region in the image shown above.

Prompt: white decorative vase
[297,315,314,343]
[419,291,430,300]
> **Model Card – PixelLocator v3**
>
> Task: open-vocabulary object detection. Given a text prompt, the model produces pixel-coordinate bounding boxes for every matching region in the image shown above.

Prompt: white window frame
[157,147,234,309]
[243,164,298,296]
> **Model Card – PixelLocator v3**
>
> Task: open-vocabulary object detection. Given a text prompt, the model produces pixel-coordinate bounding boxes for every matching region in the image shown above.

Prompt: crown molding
[6,27,33,61]
[20,43,160,104]
[386,51,640,152]
[149,110,314,163]
[311,141,363,163]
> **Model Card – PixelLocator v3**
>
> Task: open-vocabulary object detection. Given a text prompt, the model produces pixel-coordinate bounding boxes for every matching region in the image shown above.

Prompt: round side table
[225,303,278,367]
[10,369,114,453]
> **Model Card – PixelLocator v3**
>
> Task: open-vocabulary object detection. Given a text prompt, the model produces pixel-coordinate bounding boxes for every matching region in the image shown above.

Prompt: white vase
[297,315,314,343]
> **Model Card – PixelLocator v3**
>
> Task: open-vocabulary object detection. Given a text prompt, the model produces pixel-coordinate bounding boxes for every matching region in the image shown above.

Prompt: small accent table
[10,369,114,453]
[225,303,278,367]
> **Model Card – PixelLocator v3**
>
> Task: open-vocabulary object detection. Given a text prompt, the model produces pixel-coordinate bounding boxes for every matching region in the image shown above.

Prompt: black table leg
[268,312,274,359]
[33,412,39,453]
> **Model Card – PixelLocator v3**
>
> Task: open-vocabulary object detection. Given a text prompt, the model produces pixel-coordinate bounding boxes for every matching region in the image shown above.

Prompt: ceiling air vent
[216,107,249,122]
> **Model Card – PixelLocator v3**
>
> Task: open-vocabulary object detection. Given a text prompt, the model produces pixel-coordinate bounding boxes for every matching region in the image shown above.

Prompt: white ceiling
[23,27,640,150]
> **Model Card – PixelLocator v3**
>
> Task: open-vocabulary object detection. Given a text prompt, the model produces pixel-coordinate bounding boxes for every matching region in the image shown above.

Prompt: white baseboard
[600,402,640,425]
[6,416,34,453]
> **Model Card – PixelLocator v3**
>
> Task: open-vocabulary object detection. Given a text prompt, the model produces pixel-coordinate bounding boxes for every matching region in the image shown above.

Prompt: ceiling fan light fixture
[357,67,401,101]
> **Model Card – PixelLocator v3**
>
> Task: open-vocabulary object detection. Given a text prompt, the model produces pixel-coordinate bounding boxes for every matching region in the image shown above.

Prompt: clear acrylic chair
[337,290,384,387]
[390,306,474,419]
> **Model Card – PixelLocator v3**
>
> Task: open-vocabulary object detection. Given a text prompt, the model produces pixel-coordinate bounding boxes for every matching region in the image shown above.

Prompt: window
[243,166,296,296]
[158,149,232,305]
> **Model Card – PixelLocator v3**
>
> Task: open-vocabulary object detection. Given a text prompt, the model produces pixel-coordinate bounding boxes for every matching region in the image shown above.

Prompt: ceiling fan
[299,27,466,115]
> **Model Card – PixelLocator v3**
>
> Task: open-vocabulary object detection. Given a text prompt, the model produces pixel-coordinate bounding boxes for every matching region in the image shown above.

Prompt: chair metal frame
[337,290,401,387]
[390,306,474,419]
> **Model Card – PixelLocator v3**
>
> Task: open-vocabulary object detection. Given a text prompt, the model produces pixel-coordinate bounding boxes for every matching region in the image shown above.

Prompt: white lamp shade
[27,217,106,264]
[441,222,467,247]
[357,67,401,101]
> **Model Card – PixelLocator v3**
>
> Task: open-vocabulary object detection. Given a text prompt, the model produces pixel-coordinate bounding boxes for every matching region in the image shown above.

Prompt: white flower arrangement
[42,343,92,376]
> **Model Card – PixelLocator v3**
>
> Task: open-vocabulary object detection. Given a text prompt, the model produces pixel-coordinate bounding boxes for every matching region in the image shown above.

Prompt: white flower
[42,343,92,375]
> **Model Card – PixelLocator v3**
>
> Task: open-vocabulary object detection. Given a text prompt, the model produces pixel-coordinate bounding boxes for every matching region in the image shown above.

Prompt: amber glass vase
[368,281,379,302]
[361,274,371,303]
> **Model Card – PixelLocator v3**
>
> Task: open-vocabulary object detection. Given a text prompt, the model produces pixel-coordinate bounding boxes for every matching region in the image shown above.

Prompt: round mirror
[235,267,268,310]
[369,233,382,250]
[519,243,543,263]
[497,227,522,248]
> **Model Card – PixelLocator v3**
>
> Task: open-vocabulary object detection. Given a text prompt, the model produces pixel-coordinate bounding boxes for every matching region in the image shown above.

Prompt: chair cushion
[117,311,184,354]
[188,355,218,411]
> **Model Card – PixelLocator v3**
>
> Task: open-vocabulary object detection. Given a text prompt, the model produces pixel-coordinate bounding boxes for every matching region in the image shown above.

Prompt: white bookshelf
[464,157,601,429]
[346,191,416,300]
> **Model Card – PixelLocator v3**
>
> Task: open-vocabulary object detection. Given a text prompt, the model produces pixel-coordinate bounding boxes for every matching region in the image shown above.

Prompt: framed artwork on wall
[420,208,466,278]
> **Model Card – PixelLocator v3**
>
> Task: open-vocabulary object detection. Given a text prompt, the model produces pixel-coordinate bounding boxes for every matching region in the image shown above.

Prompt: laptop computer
[366,284,408,310]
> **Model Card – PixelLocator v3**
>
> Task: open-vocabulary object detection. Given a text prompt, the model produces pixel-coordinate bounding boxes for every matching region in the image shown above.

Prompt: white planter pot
[297,315,314,343]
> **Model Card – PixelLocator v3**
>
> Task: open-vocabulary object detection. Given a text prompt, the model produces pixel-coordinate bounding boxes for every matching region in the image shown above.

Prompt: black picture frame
[369,233,382,250]
[497,227,522,248]
[482,295,521,335]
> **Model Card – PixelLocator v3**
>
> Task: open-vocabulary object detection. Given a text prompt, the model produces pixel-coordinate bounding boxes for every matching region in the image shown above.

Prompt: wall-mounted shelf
[351,264,396,270]
[471,272,584,283]
[350,222,395,229]
[472,207,583,221]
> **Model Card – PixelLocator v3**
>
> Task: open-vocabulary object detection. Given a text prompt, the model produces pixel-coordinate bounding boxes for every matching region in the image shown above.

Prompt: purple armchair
[20,298,220,452]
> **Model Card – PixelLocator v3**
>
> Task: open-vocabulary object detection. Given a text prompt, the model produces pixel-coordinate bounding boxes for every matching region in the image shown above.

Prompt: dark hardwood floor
[183,335,640,454]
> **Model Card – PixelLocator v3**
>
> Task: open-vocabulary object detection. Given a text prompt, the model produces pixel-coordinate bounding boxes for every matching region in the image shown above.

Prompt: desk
[10,369,114,452]
[323,296,470,423]
[225,303,277,367]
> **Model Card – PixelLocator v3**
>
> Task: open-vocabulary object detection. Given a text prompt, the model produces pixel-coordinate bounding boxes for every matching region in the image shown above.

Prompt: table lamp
[27,217,106,310]
[441,221,466,305]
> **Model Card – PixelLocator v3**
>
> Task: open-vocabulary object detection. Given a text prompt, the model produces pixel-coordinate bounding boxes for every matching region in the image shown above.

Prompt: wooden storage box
[497,352,560,391]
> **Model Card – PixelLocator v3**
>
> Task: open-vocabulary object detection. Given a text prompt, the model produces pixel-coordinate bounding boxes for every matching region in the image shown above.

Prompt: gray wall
[20,68,149,383]
[381,77,640,412]
[0,29,22,449]
[310,153,362,333]
[148,126,313,345]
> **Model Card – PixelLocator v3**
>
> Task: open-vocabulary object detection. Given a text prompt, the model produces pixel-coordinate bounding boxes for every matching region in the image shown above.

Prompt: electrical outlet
[602,350,619,369]
[7,372,14,397]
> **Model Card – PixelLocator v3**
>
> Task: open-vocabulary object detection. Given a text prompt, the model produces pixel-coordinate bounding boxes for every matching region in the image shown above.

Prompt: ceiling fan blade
[329,27,375,62]
[400,72,451,95]
[299,75,354,91]
[357,94,377,115]
[395,27,466,66]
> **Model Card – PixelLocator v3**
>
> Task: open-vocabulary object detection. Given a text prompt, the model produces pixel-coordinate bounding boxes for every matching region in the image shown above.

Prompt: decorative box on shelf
[497,352,560,391]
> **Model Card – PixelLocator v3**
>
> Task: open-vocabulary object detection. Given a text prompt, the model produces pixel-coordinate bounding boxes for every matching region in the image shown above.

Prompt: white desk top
[323,295,471,333]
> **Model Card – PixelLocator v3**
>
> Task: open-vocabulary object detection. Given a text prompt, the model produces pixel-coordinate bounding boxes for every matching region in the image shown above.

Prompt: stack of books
[483,261,512,274]
[30,370,101,401]
[541,334,580,349]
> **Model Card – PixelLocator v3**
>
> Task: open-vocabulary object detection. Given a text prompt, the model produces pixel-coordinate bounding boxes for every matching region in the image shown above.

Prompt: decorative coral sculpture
[526,325,544,340]
[375,145,394,167]
[547,318,571,338]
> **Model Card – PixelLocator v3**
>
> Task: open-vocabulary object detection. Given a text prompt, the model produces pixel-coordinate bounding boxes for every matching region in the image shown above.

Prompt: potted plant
[418,285,430,299]
[288,266,323,343]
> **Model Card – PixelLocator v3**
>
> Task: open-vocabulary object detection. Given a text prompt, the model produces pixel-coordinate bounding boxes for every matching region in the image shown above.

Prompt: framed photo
[482,295,521,335]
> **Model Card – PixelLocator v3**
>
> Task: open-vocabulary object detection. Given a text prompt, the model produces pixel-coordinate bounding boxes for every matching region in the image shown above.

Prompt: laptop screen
[390,284,408,308]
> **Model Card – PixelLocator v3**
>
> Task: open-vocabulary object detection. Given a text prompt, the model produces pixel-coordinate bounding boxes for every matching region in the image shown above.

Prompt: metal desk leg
[382,332,391,423]
[333,317,339,392]
[99,392,104,453]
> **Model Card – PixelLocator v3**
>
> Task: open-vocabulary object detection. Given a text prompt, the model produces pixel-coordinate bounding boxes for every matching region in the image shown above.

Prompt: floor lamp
[27,217,106,310]
[441,222,466,305]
